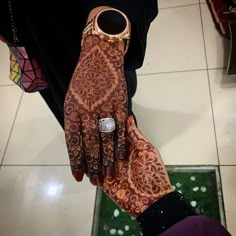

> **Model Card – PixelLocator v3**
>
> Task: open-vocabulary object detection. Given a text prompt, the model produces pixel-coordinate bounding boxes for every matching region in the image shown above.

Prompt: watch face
[97,10,127,35]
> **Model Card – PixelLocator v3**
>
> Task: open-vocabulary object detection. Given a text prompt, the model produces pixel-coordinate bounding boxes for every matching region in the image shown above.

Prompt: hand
[101,116,174,217]
[64,34,128,185]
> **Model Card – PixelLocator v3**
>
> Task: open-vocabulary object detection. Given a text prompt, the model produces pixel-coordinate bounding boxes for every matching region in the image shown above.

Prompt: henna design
[64,35,128,184]
[101,116,174,217]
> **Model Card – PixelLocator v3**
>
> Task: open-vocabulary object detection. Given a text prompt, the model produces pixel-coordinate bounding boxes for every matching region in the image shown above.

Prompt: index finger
[64,96,85,182]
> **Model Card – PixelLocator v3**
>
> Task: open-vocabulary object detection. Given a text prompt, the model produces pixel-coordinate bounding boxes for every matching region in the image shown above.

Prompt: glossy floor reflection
[0,0,236,235]
[92,167,225,236]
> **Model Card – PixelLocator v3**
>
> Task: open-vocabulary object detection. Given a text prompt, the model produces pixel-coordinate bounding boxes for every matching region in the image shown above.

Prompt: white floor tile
[220,166,236,236]
[0,86,22,162]
[133,71,218,165]
[137,5,206,75]
[0,41,12,85]
[201,4,230,69]
[3,92,69,165]
[209,70,236,165]
[0,1,235,234]
[0,166,96,236]
[159,0,198,9]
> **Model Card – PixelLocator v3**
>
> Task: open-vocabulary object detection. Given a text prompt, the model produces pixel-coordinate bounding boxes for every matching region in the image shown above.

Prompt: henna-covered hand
[64,34,128,185]
[101,116,174,217]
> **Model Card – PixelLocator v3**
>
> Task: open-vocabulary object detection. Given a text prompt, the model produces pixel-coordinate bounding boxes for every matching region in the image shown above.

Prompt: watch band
[81,8,131,54]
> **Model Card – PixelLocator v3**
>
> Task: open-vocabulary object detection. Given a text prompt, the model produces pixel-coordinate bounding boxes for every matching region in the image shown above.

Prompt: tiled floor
[0,1,236,235]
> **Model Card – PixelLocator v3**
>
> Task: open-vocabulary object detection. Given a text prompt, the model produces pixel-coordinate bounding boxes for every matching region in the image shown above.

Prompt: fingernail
[117,150,126,160]
[91,175,102,186]
[73,170,84,182]
[127,115,133,125]
[106,166,114,178]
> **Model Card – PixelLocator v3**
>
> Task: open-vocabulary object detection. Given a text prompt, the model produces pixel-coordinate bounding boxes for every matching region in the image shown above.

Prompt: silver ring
[99,118,116,133]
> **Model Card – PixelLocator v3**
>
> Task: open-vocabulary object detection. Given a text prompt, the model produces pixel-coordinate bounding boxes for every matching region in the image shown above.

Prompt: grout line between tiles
[159,3,200,10]
[0,84,16,87]
[199,3,221,165]
[137,67,226,77]
[1,164,70,167]
[219,164,236,167]
[207,67,226,71]
[218,166,228,228]
[0,92,24,168]
[167,164,236,167]
[199,3,229,227]
[166,164,219,167]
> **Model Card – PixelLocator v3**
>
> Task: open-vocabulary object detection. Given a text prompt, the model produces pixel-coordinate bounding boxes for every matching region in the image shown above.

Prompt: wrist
[84,6,131,54]
[79,35,125,70]
[81,34,125,54]
[137,192,196,235]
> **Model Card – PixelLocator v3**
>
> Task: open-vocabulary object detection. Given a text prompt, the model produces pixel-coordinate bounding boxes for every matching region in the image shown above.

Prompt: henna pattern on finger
[64,34,128,183]
[101,131,115,178]
[102,116,174,217]
[64,93,85,181]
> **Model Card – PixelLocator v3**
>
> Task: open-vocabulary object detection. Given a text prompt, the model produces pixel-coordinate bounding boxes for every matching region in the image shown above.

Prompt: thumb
[127,115,152,147]
[127,115,143,146]
[127,115,136,134]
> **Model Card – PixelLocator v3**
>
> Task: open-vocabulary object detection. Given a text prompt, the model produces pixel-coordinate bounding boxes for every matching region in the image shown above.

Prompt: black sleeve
[87,0,158,70]
[0,1,12,42]
[136,191,197,235]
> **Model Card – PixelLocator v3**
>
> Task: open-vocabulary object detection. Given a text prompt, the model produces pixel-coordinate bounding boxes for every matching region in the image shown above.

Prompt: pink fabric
[161,216,231,236]
[9,46,48,92]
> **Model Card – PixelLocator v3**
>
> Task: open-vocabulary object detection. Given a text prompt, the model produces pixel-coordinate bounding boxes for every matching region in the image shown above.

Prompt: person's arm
[64,6,131,185]
[101,116,195,234]
[101,116,231,236]
[64,1,158,185]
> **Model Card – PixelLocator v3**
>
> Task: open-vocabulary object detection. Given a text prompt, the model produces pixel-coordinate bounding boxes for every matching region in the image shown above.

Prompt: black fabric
[0,0,157,128]
[136,191,197,236]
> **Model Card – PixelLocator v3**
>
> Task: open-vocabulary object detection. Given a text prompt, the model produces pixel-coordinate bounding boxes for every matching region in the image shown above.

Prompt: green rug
[92,167,225,236]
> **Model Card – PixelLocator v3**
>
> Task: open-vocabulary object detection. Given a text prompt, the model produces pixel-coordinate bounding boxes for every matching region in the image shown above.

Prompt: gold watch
[81,8,131,54]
